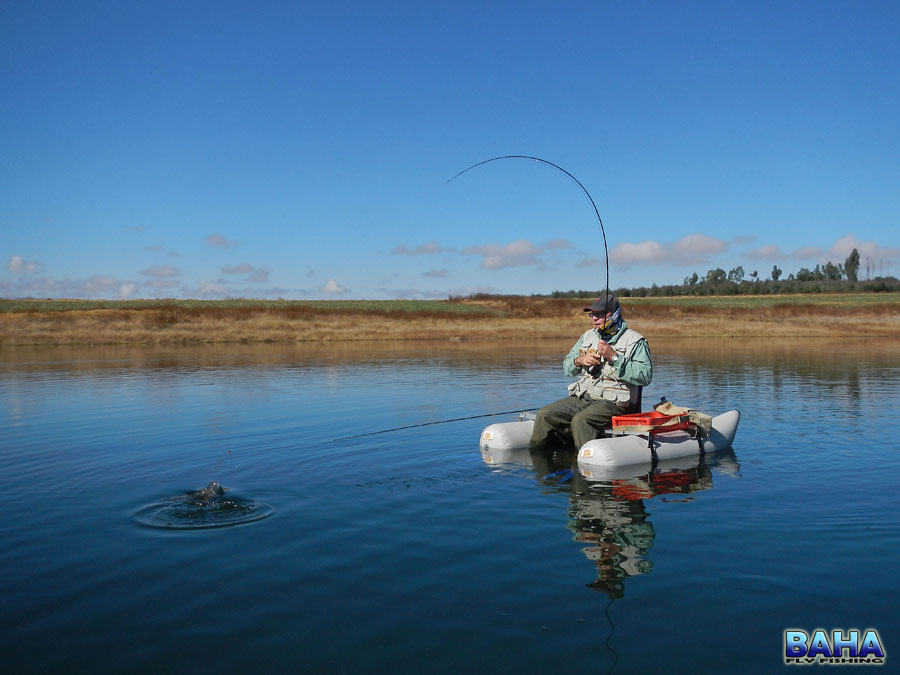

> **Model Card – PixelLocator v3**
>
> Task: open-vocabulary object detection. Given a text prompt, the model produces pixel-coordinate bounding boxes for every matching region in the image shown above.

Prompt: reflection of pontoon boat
[480,409,740,468]
[483,444,741,599]
[482,444,741,484]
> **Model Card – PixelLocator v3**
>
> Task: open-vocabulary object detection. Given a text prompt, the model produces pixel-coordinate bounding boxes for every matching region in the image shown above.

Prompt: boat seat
[627,386,643,414]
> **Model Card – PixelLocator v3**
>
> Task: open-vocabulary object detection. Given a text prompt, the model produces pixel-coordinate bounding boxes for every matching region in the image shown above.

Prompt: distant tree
[727,266,745,283]
[845,248,860,281]
[750,270,759,282]
[823,261,843,280]
[771,264,782,281]
[706,268,727,284]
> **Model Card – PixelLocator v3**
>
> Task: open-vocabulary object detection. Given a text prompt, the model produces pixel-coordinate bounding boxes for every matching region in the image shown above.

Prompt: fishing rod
[447,154,610,301]
[337,158,608,444]
[331,408,538,442]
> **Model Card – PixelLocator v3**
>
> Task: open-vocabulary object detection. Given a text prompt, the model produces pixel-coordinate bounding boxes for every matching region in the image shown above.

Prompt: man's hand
[575,342,616,367]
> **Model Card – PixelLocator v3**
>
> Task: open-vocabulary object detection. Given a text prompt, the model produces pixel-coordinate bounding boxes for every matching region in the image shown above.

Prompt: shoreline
[2,295,899,345]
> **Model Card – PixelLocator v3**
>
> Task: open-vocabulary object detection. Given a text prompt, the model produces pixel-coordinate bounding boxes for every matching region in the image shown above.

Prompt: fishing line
[331,408,538,442]
[604,597,619,674]
[447,155,610,301]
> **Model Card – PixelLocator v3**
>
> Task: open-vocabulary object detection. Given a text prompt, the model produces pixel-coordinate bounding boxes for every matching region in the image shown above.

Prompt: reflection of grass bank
[2,294,898,345]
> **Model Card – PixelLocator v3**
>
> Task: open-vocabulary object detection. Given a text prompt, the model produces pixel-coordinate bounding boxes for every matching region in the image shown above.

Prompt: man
[529,293,652,450]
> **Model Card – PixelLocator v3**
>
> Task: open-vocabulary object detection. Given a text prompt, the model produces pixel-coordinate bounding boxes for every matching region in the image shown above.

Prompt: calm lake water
[2,339,898,673]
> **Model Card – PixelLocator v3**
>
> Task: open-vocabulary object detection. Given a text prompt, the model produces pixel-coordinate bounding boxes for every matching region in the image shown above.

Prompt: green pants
[529,395,630,450]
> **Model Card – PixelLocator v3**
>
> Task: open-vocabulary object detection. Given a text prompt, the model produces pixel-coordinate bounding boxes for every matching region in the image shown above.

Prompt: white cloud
[180,281,229,298]
[143,279,179,289]
[252,287,292,297]
[204,233,238,248]
[609,234,728,266]
[7,255,41,274]
[748,236,899,265]
[81,276,119,293]
[221,263,270,283]
[222,263,254,274]
[246,268,270,283]
[392,242,446,255]
[544,237,574,250]
[422,269,448,278]
[393,238,574,272]
[671,234,729,260]
[144,245,181,257]
[610,240,667,265]
[792,246,823,260]
[321,278,348,294]
[462,239,543,270]
[141,265,180,278]
[825,235,899,262]
[0,274,140,299]
[748,244,790,260]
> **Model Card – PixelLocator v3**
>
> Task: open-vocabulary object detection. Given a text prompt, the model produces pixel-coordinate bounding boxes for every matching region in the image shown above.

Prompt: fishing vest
[567,327,645,405]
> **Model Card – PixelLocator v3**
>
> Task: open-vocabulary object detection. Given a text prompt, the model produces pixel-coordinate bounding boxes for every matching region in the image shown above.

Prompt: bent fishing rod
[446,154,610,301]
[335,157,610,444]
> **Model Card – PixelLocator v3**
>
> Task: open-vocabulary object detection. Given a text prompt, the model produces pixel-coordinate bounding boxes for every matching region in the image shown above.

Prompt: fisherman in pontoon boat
[529,293,653,450]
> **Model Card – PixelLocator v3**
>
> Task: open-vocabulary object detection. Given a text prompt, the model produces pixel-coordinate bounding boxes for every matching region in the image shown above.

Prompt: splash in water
[132,482,275,530]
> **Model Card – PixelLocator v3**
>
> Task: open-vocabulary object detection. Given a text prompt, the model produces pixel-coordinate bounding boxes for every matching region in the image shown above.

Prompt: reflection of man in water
[575,465,716,597]
[530,294,652,450]
[524,446,735,598]
[569,491,655,599]
[530,448,657,599]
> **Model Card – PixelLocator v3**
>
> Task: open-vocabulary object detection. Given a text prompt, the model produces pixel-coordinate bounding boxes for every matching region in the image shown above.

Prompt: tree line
[547,247,900,297]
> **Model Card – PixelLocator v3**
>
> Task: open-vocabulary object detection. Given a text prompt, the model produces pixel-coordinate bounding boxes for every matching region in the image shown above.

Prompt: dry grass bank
[2,296,899,345]
[0,308,569,345]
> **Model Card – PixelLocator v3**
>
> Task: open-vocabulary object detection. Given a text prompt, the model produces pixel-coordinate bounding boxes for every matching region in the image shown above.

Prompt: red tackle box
[611,410,694,433]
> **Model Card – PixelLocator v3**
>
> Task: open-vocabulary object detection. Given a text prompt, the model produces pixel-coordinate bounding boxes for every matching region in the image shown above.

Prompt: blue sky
[2,0,898,300]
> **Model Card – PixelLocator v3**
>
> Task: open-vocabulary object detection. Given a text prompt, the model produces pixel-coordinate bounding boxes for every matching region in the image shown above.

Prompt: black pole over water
[447,154,610,300]
[331,408,538,442]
